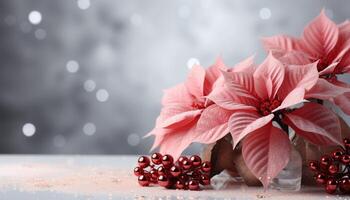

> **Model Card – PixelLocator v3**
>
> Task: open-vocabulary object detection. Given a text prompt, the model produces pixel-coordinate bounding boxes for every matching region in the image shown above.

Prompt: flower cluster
[134,153,211,190]
[147,10,350,188]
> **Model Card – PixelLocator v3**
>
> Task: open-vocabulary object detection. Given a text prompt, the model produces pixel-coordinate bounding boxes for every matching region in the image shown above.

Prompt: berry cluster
[308,138,350,194]
[134,153,212,190]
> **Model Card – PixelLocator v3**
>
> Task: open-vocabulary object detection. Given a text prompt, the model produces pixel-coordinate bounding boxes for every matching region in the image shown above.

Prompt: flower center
[191,100,205,110]
[259,99,281,116]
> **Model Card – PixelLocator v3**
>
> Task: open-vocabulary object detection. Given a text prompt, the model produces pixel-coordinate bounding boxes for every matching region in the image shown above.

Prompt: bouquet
[146,10,350,190]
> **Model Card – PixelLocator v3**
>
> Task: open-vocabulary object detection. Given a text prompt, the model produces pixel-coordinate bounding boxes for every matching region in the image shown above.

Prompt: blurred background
[0,0,349,154]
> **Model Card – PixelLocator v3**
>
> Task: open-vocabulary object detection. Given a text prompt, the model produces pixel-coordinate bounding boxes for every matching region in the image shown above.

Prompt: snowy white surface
[0,155,349,199]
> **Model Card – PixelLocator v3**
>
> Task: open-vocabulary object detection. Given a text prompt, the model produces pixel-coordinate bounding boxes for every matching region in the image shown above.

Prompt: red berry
[189,155,202,167]
[201,161,212,173]
[328,164,339,174]
[138,175,150,186]
[157,166,167,175]
[339,178,350,194]
[162,154,174,168]
[184,181,189,190]
[331,149,344,161]
[200,174,211,185]
[134,166,144,176]
[308,161,319,172]
[170,165,182,177]
[177,156,188,165]
[325,179,338,194]
[315,173,327,185]
[320,155,332,168]
[188,180,200,190]
[343,138,350,149]
[149,169,158,179]
[158,175,170,187]
[151,153,162,165]
[182,159,192,170]
[138,156,150,168]
[175,180,185,189]
[191,169,202,180]
[341,155,350,164]
[178,174,188,182]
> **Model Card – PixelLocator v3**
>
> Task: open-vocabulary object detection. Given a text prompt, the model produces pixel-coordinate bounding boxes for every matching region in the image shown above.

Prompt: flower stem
[274,113,289,135]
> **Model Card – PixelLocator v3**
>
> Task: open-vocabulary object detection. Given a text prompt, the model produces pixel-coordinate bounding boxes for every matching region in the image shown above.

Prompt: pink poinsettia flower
[209,53,343,188]
[146,59,233,159]
[262,10,350,114]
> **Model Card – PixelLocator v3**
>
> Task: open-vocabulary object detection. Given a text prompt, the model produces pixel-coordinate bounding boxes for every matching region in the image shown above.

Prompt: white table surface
[0,155,348,200]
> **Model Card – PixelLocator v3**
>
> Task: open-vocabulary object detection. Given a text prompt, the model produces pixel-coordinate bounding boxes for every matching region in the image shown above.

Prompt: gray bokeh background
[0,0,349,154]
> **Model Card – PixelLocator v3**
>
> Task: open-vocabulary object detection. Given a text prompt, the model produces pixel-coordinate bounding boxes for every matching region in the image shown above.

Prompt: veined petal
[254,52,285,99]
[161,83,193,106]
[329,20,350,64]
[333,92,350,115]
[149,134,165,152]
[232,55,256,74]
[306,79,350,100]
[339,50,350,72]
[279,51,313,65]
[194,105,233,144]
[208,86,257,111]
[204,57,227,95]
[185,65,206,98]
[158,123,197,160]
[261,35,304,56]
[157,104,194,126]
[223,73,259,107]
[161,109,202,129]
[242,124,291,189]
[284,103,343,146]
[302,10,339,58]
[229,111,274,149]
[278,62,319,99]
[274,87,306,112]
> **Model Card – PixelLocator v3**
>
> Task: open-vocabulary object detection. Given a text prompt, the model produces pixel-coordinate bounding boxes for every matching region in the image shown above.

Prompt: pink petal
[222,70,258,104]
[160,108,202,129]
[232,55,256,74]
[306,79,350,100]
[278,51,313,65]
[261,35,303,56]
[254,52,285,99]
[302,10,339,58]
[338,20,350,31]
[208,86,257,111]
[278,62,318,98]
[157,104,192,124]
[329,20,350,63]
[284,103,342,146]
[332,79,350,88]
[159,125,196,160]
[204,57,227,95]
[339,50,350,72]
[229,111,274,149]
[185,65,206,98]
[161,83,193,106]
[149,134,165,152]
[242,124,291,189]
[194,105,233,144]
[273,87,306,112]
[145,115,174,138]
[333,92,350,115]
